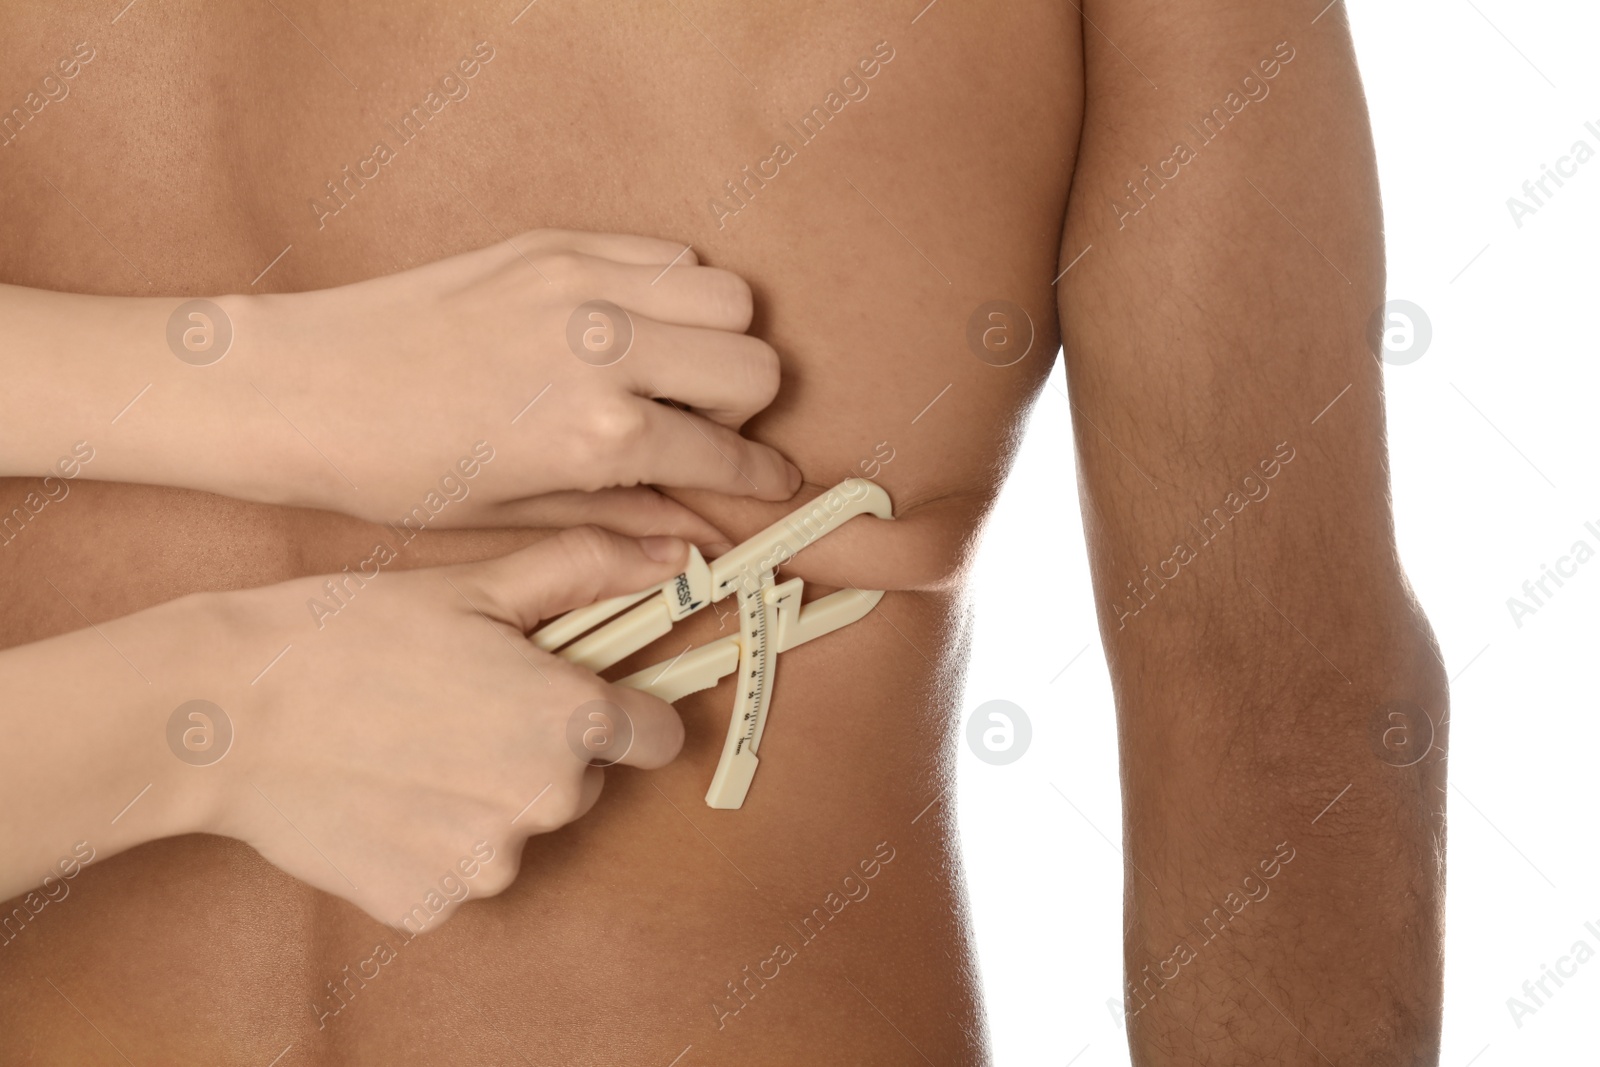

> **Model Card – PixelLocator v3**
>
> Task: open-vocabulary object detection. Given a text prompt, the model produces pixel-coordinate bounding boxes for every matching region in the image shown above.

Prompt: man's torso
[0,3,1081,1062]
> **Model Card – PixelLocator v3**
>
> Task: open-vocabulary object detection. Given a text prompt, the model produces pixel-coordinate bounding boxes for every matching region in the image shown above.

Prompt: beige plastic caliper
[531,478,893,809]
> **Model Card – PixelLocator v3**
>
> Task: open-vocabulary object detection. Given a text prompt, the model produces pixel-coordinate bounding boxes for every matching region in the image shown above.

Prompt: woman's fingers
[504,230,700,267]
[623,401,801,502]
[492,488,727,545]
[603,683,687,771]
[460,524,690,633]
[448,530,695,770]
[296,226,795,527]
[550,254,754,331]
[615,319,780,427]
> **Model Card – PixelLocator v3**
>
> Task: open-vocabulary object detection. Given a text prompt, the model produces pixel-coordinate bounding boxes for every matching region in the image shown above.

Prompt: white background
[957,1,1600,1063]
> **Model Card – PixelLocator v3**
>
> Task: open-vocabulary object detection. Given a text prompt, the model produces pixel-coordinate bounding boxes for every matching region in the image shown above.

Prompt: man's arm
[1060,4,1447,1063]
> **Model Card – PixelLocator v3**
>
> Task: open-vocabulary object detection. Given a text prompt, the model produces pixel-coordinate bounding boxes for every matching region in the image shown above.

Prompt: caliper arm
[531,479,893,808]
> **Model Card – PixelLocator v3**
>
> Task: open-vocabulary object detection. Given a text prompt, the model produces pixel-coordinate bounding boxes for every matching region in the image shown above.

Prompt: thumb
[458,526,689,633]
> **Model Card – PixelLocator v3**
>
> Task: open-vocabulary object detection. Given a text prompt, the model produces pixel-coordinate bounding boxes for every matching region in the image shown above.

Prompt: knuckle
[546,781,584,816]
[587,398,649,449]
[524,782,583,831]
[538,251,591,289]
[476,870,515,897]
[527,227,570,248]
[502,228,559,264]
[518,806,560,833]
[471,852,519,895]
[555,524,619,575]
[553,671,615,724]
[544,652,610,704]
[366,887,418,926]
[702,269,753,327]
[578,672,617,707]
[740,338,782,409]
[723,432,763,479]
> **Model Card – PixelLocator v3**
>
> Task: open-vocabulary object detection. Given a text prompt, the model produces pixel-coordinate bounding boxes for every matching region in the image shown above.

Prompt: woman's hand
[244,230,798,527]
[195,525,692,928]
[0,525,696,925]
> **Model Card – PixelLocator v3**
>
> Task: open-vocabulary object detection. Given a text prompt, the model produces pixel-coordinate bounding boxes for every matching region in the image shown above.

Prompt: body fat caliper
[531,478,893,809]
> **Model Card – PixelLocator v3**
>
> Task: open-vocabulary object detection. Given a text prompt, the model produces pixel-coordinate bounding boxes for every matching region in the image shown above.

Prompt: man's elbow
[1113,591,1449,1064]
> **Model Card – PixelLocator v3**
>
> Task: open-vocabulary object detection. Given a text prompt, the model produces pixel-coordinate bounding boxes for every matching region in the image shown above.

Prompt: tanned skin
[0,1,1441,1063]
[1064,1,1447,1062]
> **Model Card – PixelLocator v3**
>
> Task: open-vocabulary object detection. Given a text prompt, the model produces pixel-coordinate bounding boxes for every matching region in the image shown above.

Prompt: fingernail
[704,541,734,556]
[786,462,803,494]
[641,536,686,563]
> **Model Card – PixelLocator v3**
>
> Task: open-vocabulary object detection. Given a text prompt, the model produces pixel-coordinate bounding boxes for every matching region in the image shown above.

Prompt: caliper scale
[532,478,893,808]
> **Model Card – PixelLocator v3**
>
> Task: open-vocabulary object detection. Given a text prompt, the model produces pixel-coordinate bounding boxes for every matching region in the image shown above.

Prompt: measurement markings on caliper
[734,576,771,755]
[534,478,895,809]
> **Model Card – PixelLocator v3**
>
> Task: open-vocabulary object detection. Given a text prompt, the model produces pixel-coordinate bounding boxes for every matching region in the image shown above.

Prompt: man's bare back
[0,2,1081,1062]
